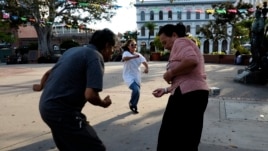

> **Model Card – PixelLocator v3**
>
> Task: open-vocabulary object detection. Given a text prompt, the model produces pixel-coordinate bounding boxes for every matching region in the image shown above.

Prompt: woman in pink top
[152,23,209,151]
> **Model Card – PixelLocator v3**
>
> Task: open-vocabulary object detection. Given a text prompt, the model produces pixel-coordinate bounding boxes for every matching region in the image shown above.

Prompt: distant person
[33,28,117,151]
[121,39,149,114]
[235,50,242,65]
[152,23,209,151]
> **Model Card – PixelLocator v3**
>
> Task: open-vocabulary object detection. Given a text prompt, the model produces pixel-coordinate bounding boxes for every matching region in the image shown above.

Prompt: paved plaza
[0,62,268,151]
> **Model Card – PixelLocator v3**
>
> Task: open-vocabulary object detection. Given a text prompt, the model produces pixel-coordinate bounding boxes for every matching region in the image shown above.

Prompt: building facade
[134,0,237,54]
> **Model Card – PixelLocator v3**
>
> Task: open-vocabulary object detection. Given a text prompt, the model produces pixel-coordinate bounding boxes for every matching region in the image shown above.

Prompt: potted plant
[140,46,150,61]
[150,36,165,61]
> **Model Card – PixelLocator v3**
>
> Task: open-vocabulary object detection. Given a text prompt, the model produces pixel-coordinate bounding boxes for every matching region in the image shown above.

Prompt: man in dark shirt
[33,28,116,151]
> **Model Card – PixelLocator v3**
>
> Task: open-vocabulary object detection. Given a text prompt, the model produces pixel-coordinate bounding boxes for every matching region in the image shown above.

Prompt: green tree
[0,0,117,56]
[123,30,139,41]
[233,19,252,44]
[144,21,157,48]
[198,0,253,52]
[0,21,15,44]
[60,39,80,50]
[153,36,164,51]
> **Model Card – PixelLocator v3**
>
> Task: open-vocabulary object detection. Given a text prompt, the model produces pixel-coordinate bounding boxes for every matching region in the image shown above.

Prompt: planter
[150,52,161,61]
[203,55,220,63]
[203,54,251,65]
[161,52,170,61]
[219,55,235,64]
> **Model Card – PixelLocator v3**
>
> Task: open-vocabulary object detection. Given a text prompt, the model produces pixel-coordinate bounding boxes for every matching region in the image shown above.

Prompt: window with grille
[150,11,154,20]
[141,11,145,21]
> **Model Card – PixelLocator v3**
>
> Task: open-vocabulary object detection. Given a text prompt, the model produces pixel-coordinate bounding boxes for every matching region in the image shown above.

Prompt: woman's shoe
[129,105,139,114]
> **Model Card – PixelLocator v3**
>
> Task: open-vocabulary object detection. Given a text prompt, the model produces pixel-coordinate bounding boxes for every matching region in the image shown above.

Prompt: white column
[218,39,222,53]
[209,40,213,53]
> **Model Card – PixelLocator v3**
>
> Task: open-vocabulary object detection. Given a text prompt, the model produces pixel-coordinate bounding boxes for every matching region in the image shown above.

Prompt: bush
[236,45,251,54]
[210,51,226,55]
[60,40,80,50]
[161,51,170,61]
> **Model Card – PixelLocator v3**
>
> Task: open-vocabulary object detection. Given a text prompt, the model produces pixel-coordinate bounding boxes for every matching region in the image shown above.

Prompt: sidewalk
[0,62,267,151]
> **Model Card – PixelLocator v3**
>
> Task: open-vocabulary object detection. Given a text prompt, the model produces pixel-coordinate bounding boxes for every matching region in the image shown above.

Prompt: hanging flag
[20,17,27,21]
[248,8,255,13]
[29,18,36,22]
[79,2,88,7]
[10,15,19,21]
[3,12,9,19]
[65,24,72,28]
[113,5,122,9]
[238,9,248,14]
[195,9,203,13]
[68,0,77,5]
[206,9,215,14]
[80,24,88,29]
[228,9,237,13]
[216,9,226,14]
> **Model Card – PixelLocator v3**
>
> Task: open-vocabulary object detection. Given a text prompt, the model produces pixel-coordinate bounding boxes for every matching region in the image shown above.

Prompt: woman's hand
[133,54,139,58]
[152,88,166,98]
[143,68,149,73]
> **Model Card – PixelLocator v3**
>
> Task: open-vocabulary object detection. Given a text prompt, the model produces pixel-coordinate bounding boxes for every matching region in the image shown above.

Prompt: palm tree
[144,22,157,50]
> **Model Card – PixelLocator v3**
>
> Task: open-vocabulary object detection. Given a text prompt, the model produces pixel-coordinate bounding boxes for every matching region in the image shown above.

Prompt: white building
[134,0,237,54]
[241,0,262,6]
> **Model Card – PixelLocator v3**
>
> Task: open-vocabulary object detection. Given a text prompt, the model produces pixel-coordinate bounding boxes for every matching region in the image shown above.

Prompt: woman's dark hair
[122,39,136,52]
[89,28,116,51]
[158,22,187,37]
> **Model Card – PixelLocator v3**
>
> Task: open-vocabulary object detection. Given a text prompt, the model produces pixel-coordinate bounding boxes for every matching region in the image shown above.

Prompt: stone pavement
[0,62,268,151]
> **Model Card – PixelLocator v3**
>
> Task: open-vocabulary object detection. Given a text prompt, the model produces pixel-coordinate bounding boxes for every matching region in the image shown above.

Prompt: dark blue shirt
[39,45,104,118]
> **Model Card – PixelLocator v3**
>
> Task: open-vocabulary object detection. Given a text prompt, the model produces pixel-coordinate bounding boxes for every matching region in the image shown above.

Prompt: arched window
[186,25,191,33]
[196,12,200,19]
[222,40,228,52]
[177,11,182,20]
[140,41,147,52]
[150,11,154,20]
[141,11,145,21]
[196,25,200,34]
[213,40,218,52]
[141,26,145,36]
[205,13,209,19]
[204,40,209,54]
[159,11,163,20]
[150,42,155,52]
[187,11,191,19]
[168,10,172,20]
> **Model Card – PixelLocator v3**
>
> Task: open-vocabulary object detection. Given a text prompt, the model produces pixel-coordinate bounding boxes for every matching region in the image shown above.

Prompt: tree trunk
[34,25,53,57]
[148,32,151,49]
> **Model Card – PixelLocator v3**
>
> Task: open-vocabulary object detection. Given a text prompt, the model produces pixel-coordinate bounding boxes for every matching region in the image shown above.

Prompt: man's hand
[102,95,112,108]
[33,84,42,91]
